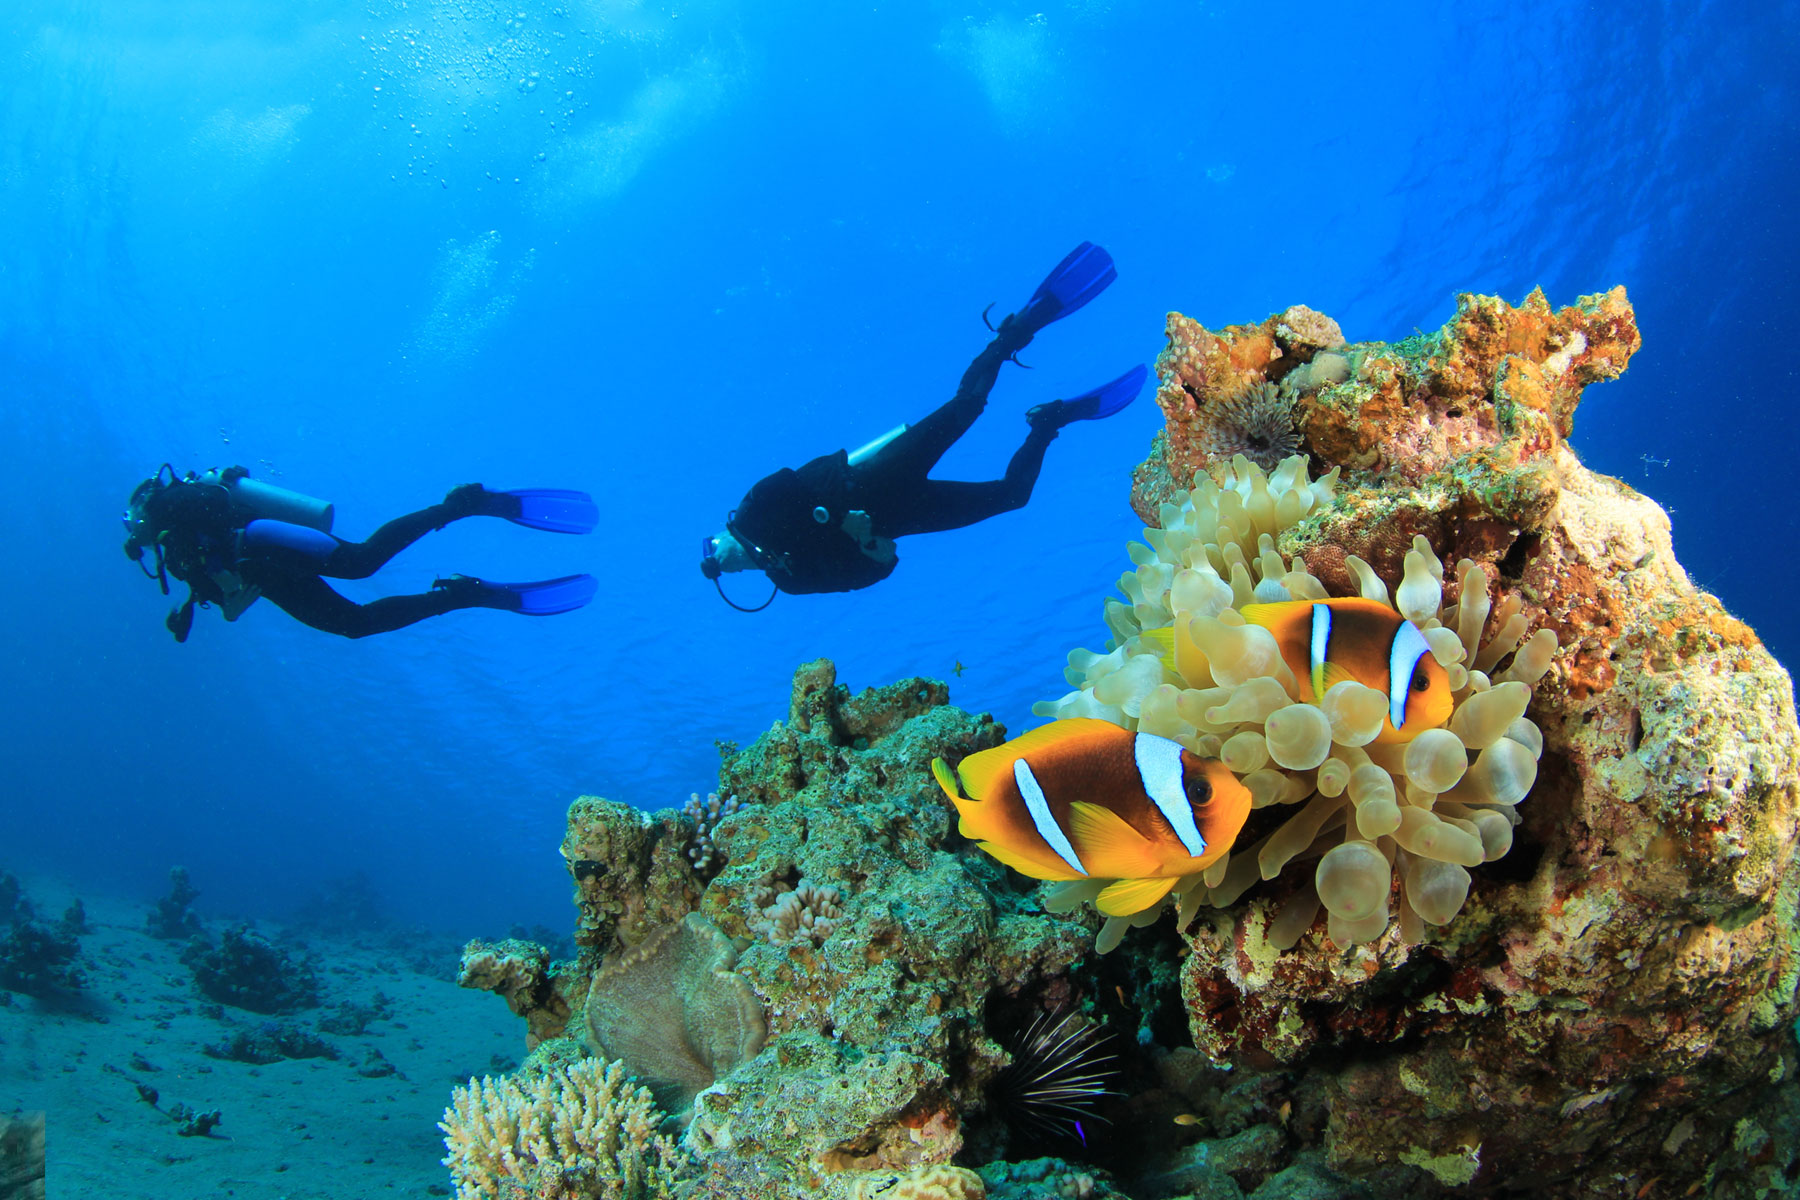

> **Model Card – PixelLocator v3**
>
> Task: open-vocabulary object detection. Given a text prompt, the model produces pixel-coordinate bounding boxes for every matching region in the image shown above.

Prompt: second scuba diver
[123,467,600,641]
[700,242,1146,608]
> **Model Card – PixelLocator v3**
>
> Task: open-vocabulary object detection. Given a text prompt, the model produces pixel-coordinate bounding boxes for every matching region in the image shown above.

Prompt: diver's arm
[841,509,896,565]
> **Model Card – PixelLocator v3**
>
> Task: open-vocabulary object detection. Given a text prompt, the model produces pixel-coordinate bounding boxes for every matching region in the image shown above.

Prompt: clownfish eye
[1411,666,1431,693]
[1184,771,1214,808]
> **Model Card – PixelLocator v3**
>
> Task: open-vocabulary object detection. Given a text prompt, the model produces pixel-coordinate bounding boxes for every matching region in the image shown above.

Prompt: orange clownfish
[931,718,1251,916]
[1239,597,1452,742]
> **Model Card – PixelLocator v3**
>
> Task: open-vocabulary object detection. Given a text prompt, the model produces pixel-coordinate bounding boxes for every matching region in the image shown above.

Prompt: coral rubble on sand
[455,289,1800,1198]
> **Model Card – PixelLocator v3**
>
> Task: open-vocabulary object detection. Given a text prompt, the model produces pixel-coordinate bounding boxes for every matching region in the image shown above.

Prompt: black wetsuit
[731,324,1056,594]
[151,483,486,639]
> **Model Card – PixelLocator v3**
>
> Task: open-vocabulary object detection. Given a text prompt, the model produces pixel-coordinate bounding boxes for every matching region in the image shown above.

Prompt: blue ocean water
[2,0,1795,937]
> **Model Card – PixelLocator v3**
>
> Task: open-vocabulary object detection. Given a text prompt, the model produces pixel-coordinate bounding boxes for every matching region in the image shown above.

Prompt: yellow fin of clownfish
[1138,625,1177,670]
[949,719,1121,801]
[1315,659,1357,700]
[930,756,959,798]
[1065,801,1164,879]
[1096,875,1180,917]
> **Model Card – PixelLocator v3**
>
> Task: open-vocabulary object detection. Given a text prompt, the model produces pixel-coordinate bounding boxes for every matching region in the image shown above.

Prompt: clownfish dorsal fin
[1095,875,1180,916]
[952,719,1121,800]
[1238,599,1312,631]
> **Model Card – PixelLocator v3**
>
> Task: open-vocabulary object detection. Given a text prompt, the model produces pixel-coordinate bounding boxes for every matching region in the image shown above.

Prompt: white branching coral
[752,878,845,946]
[440,1057,688,1200]
[682,790,744,877]
[1034,453,1556,953]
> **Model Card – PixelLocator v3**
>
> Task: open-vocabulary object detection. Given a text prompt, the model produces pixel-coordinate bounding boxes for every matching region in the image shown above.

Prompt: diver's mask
[122,464,182,592]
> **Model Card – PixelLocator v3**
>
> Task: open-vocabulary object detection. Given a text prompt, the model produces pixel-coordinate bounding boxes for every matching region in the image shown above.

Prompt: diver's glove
[166,593,197,643]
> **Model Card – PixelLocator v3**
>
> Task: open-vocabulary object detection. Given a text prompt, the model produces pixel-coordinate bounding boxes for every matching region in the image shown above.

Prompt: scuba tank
[847,424,906,467]
[197,467,334,532]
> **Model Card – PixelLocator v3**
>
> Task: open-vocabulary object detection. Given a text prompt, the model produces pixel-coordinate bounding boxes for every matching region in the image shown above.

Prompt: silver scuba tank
[847,424,906,466]
[198,469,334,532]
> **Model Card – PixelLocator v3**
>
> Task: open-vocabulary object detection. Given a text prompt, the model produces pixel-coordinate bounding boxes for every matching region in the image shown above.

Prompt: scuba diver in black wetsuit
[699,242,1147,608]
[122,466,600,641]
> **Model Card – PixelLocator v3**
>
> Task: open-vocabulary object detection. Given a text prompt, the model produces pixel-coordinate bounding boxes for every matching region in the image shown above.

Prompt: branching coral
[1033,453,1555,952]
[751,878,845,946]
[682,790,744,878]
[583,912,767,1118]
[440,1057,688,1200]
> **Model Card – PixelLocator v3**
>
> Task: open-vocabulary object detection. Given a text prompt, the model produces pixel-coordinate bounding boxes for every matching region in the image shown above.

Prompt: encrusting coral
[582,911,767,1118]
[440,1056,688,1200]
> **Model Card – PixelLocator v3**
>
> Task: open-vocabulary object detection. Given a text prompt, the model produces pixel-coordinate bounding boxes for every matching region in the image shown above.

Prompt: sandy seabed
[0,879,517,1199]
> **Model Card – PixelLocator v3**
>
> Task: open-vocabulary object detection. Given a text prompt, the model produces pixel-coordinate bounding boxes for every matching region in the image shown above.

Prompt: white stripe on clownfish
[1134,732,1206,857]
[1309,603,1332,701]
[1387,620,1433,731]
[1014,757,1087,876]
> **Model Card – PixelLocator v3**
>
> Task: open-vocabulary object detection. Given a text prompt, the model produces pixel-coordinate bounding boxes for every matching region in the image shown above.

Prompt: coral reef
[317,991,396,1036]
[562,797,705,958]
[458,290,1797,1198]
[181,925,320,1014]
[145,866,202,940]
[465,661,1100,1197]
[440,1057,688,1200]
[459,938,574,1050]
[0,873,84,996]
[202,1020,338,1064]
[583,910,767,1117]
[1065,288,1800,1194]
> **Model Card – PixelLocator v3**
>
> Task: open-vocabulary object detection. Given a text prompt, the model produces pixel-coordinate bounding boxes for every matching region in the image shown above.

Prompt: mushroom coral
[1033,452,1555,952]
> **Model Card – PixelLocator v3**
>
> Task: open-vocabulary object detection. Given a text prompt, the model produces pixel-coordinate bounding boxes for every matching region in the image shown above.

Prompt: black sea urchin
[994,1009,1121,1146]
[1197,381,1300,471]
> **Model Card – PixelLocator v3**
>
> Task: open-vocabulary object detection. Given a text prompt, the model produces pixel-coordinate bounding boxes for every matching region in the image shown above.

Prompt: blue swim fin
[492,574,599,615]
[500,488,599,535]
[1014,242,1118,336]
[1027,364,1148,432]
[433,573,598,615]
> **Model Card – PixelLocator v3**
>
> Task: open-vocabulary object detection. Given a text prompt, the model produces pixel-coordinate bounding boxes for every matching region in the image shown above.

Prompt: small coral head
[933,719,1251,915]
[994,1009,1120,1146]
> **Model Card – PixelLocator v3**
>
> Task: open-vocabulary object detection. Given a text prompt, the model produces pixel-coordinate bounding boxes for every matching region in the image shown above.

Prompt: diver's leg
[863,322,1034,479]
[877,424,1057,538]
[254,572,484,639]
[320,490,482,579]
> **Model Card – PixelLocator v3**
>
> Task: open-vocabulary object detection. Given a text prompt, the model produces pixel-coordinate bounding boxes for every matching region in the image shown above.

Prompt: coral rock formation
[1109,289,1800,1194]
[459,938,574,1050]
